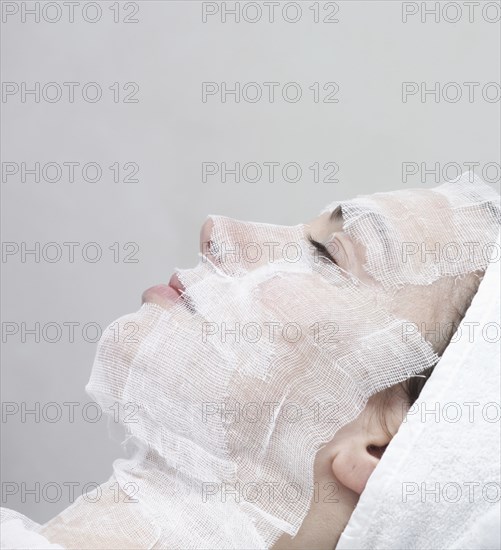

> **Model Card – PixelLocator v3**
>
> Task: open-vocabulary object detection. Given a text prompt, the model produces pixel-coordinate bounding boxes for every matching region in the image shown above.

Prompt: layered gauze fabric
[1,174,500,550]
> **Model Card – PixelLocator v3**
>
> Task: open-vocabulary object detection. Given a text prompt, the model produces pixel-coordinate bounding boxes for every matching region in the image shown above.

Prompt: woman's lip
[141,273,186,308]
[168,272,185,295]
[141,284,180,306]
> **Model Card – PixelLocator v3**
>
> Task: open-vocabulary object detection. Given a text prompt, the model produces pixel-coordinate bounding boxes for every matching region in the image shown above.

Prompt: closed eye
[307,235,338,265]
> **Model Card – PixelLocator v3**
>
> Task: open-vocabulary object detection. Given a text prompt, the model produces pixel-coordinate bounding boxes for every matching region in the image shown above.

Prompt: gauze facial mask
[322,174,500,288]
[63,173,498,549]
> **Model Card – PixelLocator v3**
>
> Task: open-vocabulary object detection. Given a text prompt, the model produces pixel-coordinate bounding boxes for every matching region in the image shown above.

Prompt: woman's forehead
[320,186,447,218]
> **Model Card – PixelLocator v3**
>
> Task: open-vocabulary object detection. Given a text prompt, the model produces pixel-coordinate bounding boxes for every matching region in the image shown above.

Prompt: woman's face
[141,205,375,309]
[87,182,494,547]
[139,191,455,360]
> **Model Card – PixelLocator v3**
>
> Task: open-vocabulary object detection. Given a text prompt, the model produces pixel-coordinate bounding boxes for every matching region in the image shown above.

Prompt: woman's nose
[199,217,214,257]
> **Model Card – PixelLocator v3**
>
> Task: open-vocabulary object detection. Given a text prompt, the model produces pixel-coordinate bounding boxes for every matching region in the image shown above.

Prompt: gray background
[1,0,500,523]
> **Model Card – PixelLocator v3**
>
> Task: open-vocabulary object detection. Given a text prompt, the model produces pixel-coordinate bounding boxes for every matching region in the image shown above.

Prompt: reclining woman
[2,173,500,550]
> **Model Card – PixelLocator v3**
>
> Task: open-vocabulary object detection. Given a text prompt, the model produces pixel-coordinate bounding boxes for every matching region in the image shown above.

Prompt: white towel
[0,508,62,549]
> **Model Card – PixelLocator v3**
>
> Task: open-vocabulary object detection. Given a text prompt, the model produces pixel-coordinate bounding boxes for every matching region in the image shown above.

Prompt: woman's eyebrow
[329,205,343,224]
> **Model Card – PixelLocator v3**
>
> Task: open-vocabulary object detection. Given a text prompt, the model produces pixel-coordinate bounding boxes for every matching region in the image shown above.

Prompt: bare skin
[271,386,410,550]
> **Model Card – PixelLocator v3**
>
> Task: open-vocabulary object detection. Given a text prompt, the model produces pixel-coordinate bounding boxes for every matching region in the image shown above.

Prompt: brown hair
[374,365,436,439]
[403,365,436,406]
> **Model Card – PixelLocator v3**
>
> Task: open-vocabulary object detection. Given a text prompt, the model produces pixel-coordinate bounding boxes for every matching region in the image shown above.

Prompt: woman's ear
[329,391,408,494]
[330,431,390,495]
